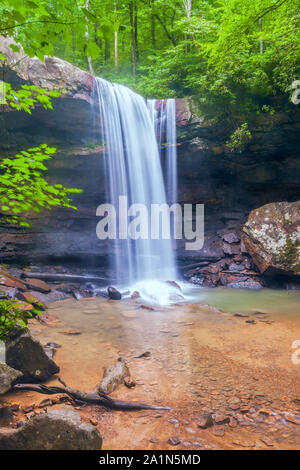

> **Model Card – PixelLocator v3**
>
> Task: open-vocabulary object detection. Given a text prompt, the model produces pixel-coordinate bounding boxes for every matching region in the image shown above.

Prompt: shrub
[0,300,34,342]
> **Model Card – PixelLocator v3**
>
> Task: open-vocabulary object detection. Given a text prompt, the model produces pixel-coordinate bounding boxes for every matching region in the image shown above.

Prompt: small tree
[0,144,82,227]
[0,81,82,227]
[0,300,32,342]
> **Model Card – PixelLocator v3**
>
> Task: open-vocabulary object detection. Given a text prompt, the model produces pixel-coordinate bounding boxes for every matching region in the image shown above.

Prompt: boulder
[0,406,102,450]
[16,291,44,309]
[242,201,300,275]
[0,362,22,395]
[98,357,130,395]
[5,332,59,381]
[0,269,26,291]
[107,286,122,300]
[23,278,51,293]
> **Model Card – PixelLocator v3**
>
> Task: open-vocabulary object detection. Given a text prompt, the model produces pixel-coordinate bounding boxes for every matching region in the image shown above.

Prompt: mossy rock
[242,201,300,276]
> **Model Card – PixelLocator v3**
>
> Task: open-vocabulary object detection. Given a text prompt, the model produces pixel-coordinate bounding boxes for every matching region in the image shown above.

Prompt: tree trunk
[114,1,118,73]
[129,2,136,76]
[105,40,110,61]
[84,0,94,75]
[259,18,264,54]
[151,0,156,48]
[134,2,139,62]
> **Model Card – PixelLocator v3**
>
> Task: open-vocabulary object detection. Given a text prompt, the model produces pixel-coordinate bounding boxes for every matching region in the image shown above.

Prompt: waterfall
[93,78,179,303]
[147,99,178,206]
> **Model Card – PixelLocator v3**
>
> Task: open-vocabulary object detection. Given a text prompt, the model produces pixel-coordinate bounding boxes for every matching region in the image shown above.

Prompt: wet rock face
[5,332,59,381]
[0,362,22,395]
[242,201,300,276]
[0,406,102,450]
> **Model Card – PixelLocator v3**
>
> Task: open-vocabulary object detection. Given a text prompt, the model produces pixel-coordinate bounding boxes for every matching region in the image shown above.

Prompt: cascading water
[147,99,177,206]
[93,78,179,304]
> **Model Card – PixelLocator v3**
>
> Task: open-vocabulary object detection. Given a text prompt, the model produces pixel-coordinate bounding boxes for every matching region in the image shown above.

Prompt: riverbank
[3,293,300,450]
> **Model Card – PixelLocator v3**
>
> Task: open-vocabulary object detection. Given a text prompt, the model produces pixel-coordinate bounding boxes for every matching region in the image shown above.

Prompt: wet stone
[211,426,225,437]
[168,436,181,446]
[213,413,230,425]
[197,413,214,429]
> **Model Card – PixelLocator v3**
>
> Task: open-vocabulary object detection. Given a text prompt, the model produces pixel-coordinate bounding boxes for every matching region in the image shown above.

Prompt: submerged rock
[0,406,102,450]
[98,357,130,394]
[5,332,59,381]
[242,201,300,276]
[0,362,22,395]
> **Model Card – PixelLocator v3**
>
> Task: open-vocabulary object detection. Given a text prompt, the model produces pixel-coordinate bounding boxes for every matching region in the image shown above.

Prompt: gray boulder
[0,362,22,395]
[242,201,300,276]
[6,332,59,381]
[0,406,102,450]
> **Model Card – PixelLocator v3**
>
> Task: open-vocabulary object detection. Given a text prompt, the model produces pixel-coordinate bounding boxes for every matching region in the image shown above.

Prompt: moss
[281,239,300,268]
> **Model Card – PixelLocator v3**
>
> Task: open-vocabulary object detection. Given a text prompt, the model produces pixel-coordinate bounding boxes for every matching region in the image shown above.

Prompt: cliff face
[0,38,299,286]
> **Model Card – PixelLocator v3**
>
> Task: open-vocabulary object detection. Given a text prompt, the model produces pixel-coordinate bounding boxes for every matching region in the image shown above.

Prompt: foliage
[0,299,32,342]
[0,0,299,128]
[0,60,81,228]
[226,123,252,153]
[4,83,60,114]
[0,145,82,227]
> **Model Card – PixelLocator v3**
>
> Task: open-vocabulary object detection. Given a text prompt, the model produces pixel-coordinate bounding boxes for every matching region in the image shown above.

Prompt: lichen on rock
[242,201,300,275]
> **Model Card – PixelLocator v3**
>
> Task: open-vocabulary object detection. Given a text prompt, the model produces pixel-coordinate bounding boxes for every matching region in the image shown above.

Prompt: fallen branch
[12,383,170,412]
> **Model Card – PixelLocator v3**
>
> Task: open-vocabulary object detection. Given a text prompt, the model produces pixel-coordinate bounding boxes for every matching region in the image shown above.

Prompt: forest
[1,0,300,121]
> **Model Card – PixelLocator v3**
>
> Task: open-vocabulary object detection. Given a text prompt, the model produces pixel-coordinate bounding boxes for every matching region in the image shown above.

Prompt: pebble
[168,436,181,446]
[213,413,230,425]
[233,440,255,448]
[260,437,274,447]
[150,437,158,444]
[124,376,136,388]
[89,419,98,426]
[197,413,214,429]
[211,426,225,437]
[22,404,35,413]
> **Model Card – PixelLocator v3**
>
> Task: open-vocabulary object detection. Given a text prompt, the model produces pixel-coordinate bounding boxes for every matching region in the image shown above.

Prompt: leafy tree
[0,0,299,136]
[0,145,81,227]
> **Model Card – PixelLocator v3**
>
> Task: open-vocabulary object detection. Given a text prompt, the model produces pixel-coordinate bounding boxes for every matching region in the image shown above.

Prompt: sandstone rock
[0,406,102,450]
[197,412,214,429]
[98,357,130,394]
[0,271,25,291]
[23,278,52,293]
[242,201,300,276]
[0,362,22,395]
[6,332,59,381]
[16,291,44,309]
[213,413,230,425]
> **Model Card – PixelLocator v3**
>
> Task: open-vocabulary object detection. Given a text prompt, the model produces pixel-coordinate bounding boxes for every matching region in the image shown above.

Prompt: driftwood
[12,383,170,411]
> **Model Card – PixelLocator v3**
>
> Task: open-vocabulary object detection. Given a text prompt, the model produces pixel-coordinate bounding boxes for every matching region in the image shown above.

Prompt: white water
[147,99,178,206]
[93,79,179,304]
